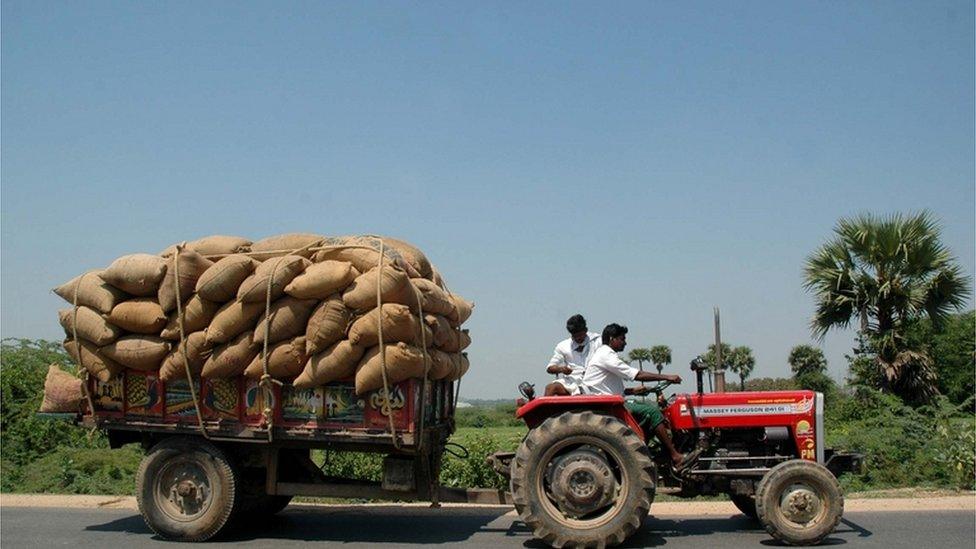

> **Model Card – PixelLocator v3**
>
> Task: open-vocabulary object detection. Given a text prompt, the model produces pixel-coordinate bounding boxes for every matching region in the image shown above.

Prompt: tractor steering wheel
[637,379,674,396]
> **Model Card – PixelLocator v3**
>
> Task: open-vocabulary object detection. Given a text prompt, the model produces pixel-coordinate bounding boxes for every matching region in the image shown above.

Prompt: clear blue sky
[3,1,973,399]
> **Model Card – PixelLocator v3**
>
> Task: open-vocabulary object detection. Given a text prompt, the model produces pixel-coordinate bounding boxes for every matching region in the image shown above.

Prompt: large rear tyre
[136,437,239,541]
[730,494,758,520]
[755,460,843,546]
[511,411,656,548]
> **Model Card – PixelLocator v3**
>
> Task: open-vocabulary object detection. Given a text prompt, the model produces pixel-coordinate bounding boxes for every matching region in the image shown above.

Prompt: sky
[2,1,974,399]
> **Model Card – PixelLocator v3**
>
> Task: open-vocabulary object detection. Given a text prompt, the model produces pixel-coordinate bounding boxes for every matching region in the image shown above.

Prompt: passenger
[544,314,602,396]
[582,323,693,468]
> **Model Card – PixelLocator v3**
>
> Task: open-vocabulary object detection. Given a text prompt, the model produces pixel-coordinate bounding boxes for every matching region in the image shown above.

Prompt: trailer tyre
[511,411,655,548]
[136,437,239,542]
[755,460,843,546]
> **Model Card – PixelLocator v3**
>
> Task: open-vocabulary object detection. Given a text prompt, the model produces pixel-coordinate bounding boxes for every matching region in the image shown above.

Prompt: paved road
[2,504,973,548]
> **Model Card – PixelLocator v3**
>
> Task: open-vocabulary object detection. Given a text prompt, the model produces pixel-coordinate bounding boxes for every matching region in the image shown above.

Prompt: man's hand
[559,366,574,376]
[667,374,682,384]
[631,385,652,396]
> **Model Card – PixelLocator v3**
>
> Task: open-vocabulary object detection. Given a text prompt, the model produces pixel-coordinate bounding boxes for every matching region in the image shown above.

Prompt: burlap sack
[293,340,364,388]
[243,336,307,379]
[429,349,463,380]
[237,255,311,303]
[347,303,433,348]
[381,236,433,280]
[195,255,260,302]
[248,233,323,261]
[159,295,221,340]
[100,254,167,296]
[437,328,471,353]
[305,295,353,355]
[342,266,418,312]
[431,266,446,289]
[159,331,211,381]
[160,235,252,257]
[109,299,167,334]
[58,307,121,346]
[284,260,359,299]
[447,294,474,326]
[53,271,127,314]
[158,250,214,313]
[411,278,454,316]
[312,235,417,277]
[444,352,470,381]
[202,331,258,379]
[63,339,124,382]
[354,342,426,395]
[39,364,83,413]
[253,296,318,345]
[426,315,454,349]
[206,300,265,344]
[100,336,171,371]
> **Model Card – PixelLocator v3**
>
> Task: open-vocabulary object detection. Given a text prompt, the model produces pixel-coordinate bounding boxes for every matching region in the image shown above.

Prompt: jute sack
[293,340,364,388]
[312,235,417,277]
[63,339,124,382]
[161,235,252,258]
[284,260,359,299]
[237,255,311,303]
[160,295,221,340]
[158,250,214,313]
[410,278,454,316]
[248,233,323,261]
[58,307,121,346]
[206,300,265,344]
[444,352,470,381]
[354,342,426,395]
[347,303,433,348]
[447,295,474,326]
[431,266,445,290]
[305,295,353,355]
[109,299,167,334]
[100,336,171,371]
[202,331,258,379]
[342,266,418,312]
[195,255,260,302]
[39,364,83,413]
[53,271,127,314]
[426,315,454,349]
[159,331,211,381]
[437,328,471,353]
[381,236,433,280]
[253,296,318,345]
[100,254,167,296]
[243,336,307,379]
[429,349,468,380]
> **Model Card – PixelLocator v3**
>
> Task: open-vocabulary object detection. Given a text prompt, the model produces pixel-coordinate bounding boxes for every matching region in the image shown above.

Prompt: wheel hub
[779,483,822,524]
[547,448,617,518]
[156,459,212,520]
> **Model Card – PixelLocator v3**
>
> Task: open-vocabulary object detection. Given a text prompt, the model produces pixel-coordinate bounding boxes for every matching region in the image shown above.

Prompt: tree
[803,212,971,404]
[701,343,732,371]
[904,310,975,407]
[788,345,827,377]
[727,346,755,391]
[627,348,652,372]
[649,345,672,374]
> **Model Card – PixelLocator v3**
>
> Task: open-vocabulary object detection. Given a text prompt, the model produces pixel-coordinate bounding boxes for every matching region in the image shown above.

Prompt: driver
[581,323,693,468]
[543,314,602,396]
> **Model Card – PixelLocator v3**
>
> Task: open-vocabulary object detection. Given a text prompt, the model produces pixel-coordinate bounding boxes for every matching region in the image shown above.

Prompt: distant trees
[788,344,837,396]
[649,345,672,374]
[804,212,971,404]
[727,347,755,391]
[627,348,652,372]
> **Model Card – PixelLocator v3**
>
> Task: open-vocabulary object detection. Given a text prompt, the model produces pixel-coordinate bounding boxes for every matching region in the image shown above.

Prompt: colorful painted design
[244,380,276,421]
[204,378,239,420]
[125,373,161,416]
[364,381,412,430]
[165,378,200,417]
[92,377,124,412]
[322,383,364,424]
[282,386,323,421]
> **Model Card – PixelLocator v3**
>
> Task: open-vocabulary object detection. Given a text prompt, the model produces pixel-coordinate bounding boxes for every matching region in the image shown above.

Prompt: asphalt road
[2,505,973,548]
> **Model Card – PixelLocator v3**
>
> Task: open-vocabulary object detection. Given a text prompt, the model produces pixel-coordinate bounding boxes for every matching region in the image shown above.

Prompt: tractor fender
[515,395,646,442]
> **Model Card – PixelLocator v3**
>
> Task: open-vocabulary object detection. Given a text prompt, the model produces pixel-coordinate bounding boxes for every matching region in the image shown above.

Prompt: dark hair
[601,323,628,344]
[566,314,587,334]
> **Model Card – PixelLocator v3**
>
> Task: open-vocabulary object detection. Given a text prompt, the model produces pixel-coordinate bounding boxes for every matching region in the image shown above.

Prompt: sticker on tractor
[680,398,813,417]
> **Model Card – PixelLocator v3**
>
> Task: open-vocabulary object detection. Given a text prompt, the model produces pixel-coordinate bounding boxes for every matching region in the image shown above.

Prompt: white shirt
[547,332,602,380]
[581,345,640,395]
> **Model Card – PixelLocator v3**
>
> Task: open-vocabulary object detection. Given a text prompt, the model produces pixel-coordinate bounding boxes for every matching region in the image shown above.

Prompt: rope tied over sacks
[172,245,212,439]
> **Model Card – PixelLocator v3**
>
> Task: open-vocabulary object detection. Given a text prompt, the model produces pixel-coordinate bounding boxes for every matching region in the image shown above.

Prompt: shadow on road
[86,504,526,544]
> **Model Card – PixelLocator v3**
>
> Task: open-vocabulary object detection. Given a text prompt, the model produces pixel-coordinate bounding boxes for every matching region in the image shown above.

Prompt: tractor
[490,358,862,548]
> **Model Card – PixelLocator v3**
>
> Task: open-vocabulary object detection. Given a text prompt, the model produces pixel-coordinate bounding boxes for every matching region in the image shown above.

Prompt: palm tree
[788,345,827,377]
[649,345,672,374]
[803,211,971,403]
[702,343,732,371]
[728,346,756,391]
[628,348,652,373]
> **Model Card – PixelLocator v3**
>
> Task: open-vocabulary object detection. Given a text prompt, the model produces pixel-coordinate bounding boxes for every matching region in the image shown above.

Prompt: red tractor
[492,358,862,548]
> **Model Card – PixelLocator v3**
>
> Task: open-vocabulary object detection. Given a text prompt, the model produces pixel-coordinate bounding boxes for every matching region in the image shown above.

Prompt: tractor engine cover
[545,447,617,518]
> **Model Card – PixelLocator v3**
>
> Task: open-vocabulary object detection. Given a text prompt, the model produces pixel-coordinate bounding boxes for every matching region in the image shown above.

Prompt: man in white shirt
[582,323,690,468]
[544,314,602,396]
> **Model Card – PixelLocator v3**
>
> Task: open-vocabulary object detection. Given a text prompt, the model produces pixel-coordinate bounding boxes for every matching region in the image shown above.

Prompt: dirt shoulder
[2,492,973,514]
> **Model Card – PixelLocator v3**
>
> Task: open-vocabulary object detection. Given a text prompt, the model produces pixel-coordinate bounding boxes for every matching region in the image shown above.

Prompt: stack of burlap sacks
[49,234,472,404]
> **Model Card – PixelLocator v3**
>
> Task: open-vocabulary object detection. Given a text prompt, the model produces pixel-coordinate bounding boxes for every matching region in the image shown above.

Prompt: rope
[373,238,400,450]
[259,253,285,443]
[71,273,97,417]
[173,245,211,440]
[410,274,430,453]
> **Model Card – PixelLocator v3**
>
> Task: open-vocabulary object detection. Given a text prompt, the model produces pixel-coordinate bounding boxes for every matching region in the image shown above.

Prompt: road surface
[2,499,974,548]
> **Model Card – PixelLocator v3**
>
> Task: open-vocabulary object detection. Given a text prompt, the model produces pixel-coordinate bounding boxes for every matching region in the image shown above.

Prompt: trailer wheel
[136,437,238,541]
[511,411,655,548]
[755,460,843,546]
[730,494,758,520]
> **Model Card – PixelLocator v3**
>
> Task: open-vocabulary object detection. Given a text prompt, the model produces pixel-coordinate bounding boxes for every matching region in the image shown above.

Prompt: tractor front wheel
[511,411,656,548]
[755,459,843,545]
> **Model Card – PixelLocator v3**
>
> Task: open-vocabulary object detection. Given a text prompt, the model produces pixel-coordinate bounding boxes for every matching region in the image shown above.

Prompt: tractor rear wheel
[730,494,758,520]
[511,411,656,548]
[755,460,843,546]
